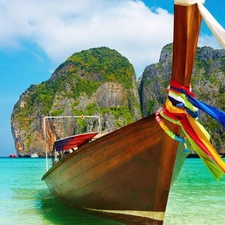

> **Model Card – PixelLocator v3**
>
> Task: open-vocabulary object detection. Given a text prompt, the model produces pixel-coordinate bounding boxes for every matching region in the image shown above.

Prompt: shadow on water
[37,190,123,225]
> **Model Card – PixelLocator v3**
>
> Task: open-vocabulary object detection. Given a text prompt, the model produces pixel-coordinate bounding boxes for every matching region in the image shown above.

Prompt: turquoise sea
[0,157,225,225]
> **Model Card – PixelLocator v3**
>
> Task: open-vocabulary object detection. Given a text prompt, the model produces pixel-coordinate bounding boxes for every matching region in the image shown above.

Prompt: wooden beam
[155,3,202,211]
[172,4,202,86]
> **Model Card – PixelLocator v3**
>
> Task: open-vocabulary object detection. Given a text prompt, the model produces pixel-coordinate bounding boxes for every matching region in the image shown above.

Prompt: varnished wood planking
[154,131,179,211]
[45,115,164,203]
[62,141,163,209]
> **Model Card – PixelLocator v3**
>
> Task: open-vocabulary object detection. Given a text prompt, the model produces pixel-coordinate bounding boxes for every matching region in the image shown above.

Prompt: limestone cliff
[11,44,225,155]
[139,44,225,152]
[11,47,141,156]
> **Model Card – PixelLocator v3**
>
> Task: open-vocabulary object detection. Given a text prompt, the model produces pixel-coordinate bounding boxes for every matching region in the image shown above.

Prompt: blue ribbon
[170,86,225,128]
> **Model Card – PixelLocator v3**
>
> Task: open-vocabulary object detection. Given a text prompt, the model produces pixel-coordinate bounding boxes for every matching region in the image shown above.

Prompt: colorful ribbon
[155,111,190,153]
[170,79,225,128]
[161,99,225,180]
[157,79,225,180]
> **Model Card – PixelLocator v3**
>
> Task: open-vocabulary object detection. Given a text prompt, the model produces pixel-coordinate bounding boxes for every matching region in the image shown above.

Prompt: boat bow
[42,1,225,224]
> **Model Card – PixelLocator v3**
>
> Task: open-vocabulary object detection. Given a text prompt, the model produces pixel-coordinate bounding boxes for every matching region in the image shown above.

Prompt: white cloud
[0,0,174,78]
[198,34,223,50]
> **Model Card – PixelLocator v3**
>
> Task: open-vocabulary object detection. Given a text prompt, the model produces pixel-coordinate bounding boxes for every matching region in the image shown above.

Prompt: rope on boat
[155,111,190,153]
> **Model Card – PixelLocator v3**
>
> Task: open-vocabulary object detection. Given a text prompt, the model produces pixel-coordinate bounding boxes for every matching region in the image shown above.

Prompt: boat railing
[43,115,101,171]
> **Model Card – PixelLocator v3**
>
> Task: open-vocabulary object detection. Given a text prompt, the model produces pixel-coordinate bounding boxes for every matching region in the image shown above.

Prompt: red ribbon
[170,79,196,97]
[162,105,215,161]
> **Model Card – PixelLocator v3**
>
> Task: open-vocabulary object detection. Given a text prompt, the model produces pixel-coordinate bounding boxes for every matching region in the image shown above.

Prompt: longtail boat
[42,1,225,224]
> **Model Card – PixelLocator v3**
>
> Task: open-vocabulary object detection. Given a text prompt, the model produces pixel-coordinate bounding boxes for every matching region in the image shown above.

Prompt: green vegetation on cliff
[11,47,141,155]
[12,44,225,155]
[140,45,225,152]
[67,47,134,88]
[13,47,137,119]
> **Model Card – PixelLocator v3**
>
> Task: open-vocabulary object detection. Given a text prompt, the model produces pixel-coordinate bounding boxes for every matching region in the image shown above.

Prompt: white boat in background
[31,153,39,158]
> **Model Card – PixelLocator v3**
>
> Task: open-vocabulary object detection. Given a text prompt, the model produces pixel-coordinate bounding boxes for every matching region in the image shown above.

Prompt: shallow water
[165,158,225,225]
[0,157,224,225]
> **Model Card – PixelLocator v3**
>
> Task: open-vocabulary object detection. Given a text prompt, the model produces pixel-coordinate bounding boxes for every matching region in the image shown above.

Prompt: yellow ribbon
[162,99,225,180]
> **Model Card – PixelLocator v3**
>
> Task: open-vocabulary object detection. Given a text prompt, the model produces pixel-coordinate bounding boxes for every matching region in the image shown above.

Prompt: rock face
[11,47,141,156]
[11,44,225,155]
[139,44,225,152]
[139,44,173,117]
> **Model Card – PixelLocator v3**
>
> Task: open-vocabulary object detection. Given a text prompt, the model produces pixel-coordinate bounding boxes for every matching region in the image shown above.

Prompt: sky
[0,0,224,156]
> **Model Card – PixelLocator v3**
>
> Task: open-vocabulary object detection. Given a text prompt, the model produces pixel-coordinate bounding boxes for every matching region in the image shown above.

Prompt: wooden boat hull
[42,114,184,225]
[42,3,202,224]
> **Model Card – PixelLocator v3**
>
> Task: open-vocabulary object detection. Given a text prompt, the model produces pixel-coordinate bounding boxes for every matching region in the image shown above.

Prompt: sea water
[0,157,224,225]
